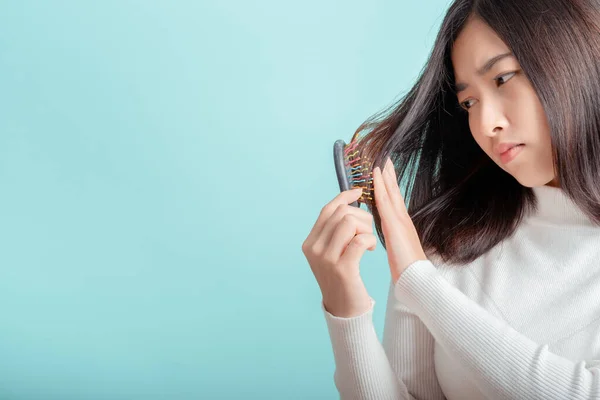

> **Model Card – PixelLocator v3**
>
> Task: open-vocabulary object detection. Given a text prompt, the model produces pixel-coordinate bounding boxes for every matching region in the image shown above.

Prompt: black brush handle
[333,139,359,207]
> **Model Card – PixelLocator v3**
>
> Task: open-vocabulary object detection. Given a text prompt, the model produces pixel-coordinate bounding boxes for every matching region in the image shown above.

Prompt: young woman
[301,0,600,398]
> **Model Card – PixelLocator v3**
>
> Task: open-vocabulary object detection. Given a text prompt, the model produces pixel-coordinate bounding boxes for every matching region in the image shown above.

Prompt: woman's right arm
[301,188,445,398]
[322,278,446,400]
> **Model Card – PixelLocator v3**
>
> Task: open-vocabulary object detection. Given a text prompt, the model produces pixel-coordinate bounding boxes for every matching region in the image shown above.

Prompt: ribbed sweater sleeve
[321,277,446,399]
[395,259,600,400]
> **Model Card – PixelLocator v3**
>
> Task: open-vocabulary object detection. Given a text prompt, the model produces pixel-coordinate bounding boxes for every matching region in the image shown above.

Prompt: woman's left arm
[373,159,600,399]
[395,259,600,400]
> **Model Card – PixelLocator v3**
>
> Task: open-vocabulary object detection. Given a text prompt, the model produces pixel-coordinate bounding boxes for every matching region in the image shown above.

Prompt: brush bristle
[343,140,374,206]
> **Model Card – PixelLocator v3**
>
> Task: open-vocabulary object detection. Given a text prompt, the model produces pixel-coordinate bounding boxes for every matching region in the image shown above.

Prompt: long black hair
[355,0,600,265]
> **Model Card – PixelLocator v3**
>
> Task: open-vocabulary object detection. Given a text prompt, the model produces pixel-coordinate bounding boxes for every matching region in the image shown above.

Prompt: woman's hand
[373,157,428,285]
[301,188,377,317]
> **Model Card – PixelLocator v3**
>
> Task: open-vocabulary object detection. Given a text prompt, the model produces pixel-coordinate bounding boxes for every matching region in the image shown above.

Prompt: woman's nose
[479,100,509,138]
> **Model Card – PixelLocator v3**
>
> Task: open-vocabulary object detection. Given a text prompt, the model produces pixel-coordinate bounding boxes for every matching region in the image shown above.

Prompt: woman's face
[451,15,558,188]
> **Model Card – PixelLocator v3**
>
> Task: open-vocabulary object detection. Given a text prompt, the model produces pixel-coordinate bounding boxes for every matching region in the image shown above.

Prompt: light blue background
[0,1,449,399]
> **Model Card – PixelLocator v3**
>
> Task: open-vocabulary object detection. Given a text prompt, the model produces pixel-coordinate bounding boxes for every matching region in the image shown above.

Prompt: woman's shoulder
[424,248,484,278]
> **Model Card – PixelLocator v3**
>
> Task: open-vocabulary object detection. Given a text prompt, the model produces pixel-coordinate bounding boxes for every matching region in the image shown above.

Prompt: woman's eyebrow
[455,52,514,93]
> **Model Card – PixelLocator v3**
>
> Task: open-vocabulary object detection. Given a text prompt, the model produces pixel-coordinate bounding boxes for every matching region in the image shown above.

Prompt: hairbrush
[333,132,374,208]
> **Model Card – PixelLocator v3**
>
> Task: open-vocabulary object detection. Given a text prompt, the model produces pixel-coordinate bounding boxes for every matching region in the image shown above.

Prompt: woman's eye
[460,99,474,111]
[496,71,516,86]
[459,71,517,112]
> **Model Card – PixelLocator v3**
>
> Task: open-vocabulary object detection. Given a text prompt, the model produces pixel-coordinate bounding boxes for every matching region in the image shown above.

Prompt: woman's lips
[500,144,525,164]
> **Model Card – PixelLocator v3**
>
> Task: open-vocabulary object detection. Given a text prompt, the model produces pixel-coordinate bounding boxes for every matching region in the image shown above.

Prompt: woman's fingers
[315,208,373,255]
[382,157,407,216]
[307,189,363,244]
[373,164,392,218]
[323,218,376,266]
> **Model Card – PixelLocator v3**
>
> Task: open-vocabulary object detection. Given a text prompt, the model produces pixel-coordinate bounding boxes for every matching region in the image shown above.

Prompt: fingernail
[384,157,393,174]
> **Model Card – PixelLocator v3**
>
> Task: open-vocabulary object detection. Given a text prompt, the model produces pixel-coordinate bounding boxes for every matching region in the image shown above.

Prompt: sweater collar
[529,185,595,226]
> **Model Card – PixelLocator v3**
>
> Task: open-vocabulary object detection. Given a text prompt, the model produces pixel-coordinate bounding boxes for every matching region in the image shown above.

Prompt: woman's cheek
[468,118,493,157]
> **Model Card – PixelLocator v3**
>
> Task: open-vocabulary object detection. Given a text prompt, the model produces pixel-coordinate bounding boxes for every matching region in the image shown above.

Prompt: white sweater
[322,185,600,400]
